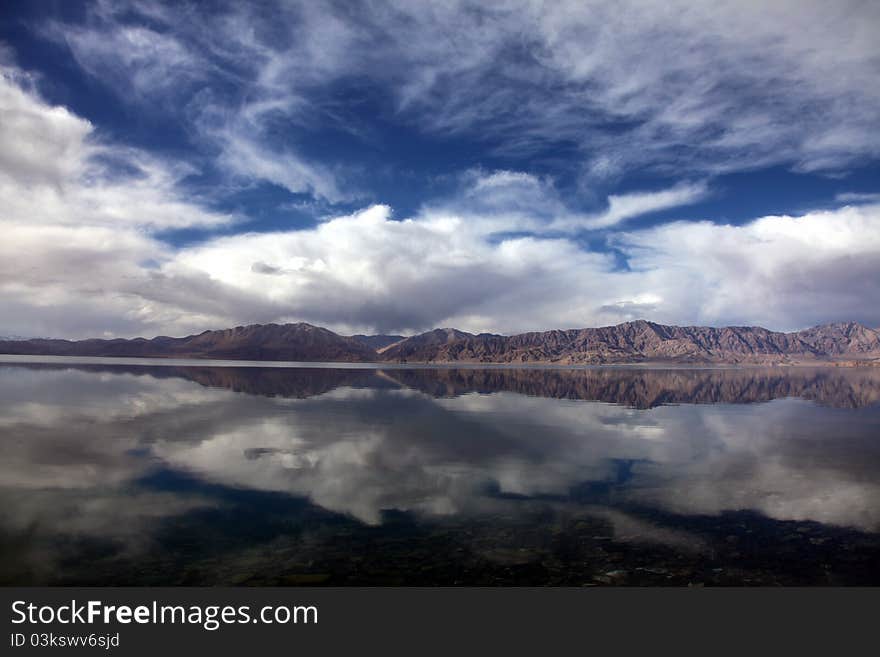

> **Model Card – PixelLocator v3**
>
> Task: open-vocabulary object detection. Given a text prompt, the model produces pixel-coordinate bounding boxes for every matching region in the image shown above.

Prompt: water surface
[1,359,879,585]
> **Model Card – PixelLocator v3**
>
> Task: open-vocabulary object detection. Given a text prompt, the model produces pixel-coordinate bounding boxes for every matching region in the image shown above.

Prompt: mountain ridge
[350,334,407,351]
[380,320,880,364]
[1,320,879,365]
[0,322,377,362]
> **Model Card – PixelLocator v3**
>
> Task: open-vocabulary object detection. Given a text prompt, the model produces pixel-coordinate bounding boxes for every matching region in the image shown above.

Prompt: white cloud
[169,203,550,333]
[164,199,880,336]
[214,127,346,202]
[43,0,880,195]
[48,2,357,202]
[0,68,238,338]
[2,49,880,339]
[0,69,232,231]
[60,24,203,100]
[358,0,880,176]
[614,204,880,330]
[551,182,710,231]
[431,169,708,235]
[0,69,92,187]
[836,192,880,204]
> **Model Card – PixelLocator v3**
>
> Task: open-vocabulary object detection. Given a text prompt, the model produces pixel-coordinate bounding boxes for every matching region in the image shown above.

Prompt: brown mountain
[379,320,880,364]
[349,334,407,351]
[375,328,486,356]
[1,320,879,364]
[0,323,376,362]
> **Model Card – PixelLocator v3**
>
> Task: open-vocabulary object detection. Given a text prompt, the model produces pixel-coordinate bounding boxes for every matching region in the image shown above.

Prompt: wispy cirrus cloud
[836,192,880,205]
[46,1,355,202]
[428,169,709,234]
[43,0,880,197]
[551,182,711,231]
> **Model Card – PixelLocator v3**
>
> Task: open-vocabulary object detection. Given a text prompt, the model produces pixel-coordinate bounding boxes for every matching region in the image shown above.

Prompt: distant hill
[0,323,376,362]
[1,320,879,365]
[379,320,880,365]
[349,334,407,351]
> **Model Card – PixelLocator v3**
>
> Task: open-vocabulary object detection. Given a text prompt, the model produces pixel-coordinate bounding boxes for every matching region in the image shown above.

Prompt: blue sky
[1,0,879,338]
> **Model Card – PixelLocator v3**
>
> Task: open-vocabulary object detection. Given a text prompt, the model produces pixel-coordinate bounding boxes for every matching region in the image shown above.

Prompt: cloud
[59,24,203,100]
[47,2,357,202]
[168,204,545,333]
[598,295,663,319]
[836,192,880,205]
[163,200,880,336]
[41,0,880,195]
[361,0,880,176]
[552,182,710,231]
[0,68,92,187]
[432,170,708,234]
[251,261,285,276]
[212,128,346,202]
[613,204,880,330]
[0,68,231,230]
[427,169,567,232]
[6,366,880,539]
[2,31,880,339]
[0,67,237,338]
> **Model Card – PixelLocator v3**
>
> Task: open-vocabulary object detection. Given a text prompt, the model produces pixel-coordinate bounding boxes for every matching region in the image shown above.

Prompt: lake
[1,357,879,585]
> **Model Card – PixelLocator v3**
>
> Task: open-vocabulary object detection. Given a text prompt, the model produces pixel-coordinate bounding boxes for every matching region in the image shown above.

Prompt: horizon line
[2,318,876,344]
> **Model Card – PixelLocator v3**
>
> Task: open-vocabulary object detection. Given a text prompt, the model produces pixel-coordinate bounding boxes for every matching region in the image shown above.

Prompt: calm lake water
[2,358,879,585]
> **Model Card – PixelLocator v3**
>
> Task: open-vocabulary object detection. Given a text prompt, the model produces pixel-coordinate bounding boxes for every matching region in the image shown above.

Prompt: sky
[1,0,879,339]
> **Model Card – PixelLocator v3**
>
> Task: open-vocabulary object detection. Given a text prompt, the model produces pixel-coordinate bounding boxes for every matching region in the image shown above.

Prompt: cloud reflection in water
[1,362,879,584]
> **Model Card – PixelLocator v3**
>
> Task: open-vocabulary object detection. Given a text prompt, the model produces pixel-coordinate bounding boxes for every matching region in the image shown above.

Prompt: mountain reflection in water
[1,361,879,585]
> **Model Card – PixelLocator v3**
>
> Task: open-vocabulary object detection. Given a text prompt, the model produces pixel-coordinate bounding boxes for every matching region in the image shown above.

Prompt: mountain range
[1,320,879,365]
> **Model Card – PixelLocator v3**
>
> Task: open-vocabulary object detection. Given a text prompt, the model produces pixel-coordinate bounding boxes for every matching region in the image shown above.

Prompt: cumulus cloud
[0,68,237,338]
[0,70,92,186]
[169,204,548,333]
[162,199,880,335]
[3,4,880,339]
[2,71,880,339]
[0,68,231,230]
[613,204,880,330]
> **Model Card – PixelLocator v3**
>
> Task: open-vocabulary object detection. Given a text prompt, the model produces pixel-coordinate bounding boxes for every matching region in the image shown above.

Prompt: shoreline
[1,353,878,370]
